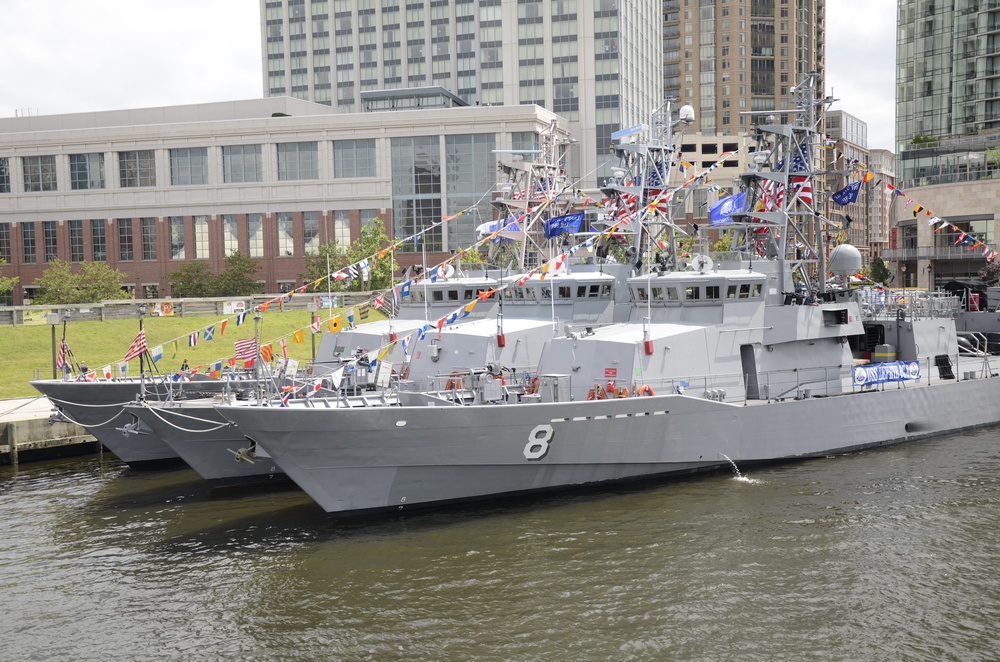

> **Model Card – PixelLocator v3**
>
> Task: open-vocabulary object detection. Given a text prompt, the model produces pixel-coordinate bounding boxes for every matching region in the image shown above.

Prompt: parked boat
[216,78,1000,516]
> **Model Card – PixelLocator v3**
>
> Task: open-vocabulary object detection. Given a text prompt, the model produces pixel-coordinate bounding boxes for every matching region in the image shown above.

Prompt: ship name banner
[853,361,921,387]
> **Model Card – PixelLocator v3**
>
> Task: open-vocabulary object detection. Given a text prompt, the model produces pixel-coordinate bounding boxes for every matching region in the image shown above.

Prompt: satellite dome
[828,244,863,275]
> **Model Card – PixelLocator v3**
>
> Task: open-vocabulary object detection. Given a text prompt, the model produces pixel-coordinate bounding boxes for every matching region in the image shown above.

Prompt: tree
[979,260,1000,286]
[0,257,18,299]
[213,250,263,296]
[987,146,1000,173]
[303,240,351,293]
[167,261,215,298]
[303,218,396,291]
[32,259,130,304]
[869,256,892,286]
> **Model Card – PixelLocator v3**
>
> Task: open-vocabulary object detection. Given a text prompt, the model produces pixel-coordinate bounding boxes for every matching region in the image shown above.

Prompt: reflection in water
[3,431,1000,660]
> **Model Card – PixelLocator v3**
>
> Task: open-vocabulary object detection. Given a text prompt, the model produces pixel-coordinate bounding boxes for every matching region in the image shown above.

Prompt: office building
[259,0,662,185]
[0,97,565,306]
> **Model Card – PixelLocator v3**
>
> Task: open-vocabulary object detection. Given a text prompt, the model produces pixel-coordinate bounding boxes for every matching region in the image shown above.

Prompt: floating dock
[0,397,100,464]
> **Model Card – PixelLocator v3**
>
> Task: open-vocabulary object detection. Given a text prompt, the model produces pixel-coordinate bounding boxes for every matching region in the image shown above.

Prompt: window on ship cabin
[448,289,459,301]
[432,290,444,302]
[752,283,763,297]
[558,285,571,299]
[652,287,665,301]
[739,283,751,298]
[637,287,648,301]
[667,288,680,301]
[541,287,552,299]
[464,289,474,300]
[685,286,700,301]
[577,285,587,297]
[727,285,738,298]
[706,285,720,300]
[601,284,612,298]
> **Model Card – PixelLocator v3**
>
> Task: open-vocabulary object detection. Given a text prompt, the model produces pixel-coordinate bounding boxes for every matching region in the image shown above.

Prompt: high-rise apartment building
[889,0,1000,290]
[259,0,661,185]
[663,0,826,135]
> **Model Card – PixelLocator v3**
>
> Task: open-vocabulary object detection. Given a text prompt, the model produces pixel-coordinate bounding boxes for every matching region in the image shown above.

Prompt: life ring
[445,372,463,390]
[637,385,655,397]
[159,301,173,316]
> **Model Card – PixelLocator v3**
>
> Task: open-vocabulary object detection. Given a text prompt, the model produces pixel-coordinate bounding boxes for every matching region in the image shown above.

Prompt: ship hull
[218,366,1000,515]
[124,401,288,488]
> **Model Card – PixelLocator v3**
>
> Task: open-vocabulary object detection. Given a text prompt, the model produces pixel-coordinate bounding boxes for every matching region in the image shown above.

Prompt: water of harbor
[3,428,1000,661]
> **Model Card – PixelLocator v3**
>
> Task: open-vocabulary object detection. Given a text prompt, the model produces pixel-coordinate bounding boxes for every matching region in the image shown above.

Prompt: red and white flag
[235,338,257,360]
[123,329,147,362]
[56,336,68,370]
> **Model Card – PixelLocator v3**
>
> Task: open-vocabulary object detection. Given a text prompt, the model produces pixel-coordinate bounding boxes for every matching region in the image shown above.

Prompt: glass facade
[391,136,442,252]
[169,217,185,260]
[21,222,36,264]
[118,218,134,261]
[194,216,209,259]
[118,150,156,187]
[277,212,295,256]
[170,148,209,185]
[43,220,57,262]
[223,214,239,255]
[141,217,157,260]
[303,211,320,254]
[248,213,264,257]
[222,145,264,183]
[444,133,496,249]
[277,142,319,180]
[22,156,57,192]
[91,220,106,262]
[70,153,106,190]
[69,220,84,262]
[333,139,376,177]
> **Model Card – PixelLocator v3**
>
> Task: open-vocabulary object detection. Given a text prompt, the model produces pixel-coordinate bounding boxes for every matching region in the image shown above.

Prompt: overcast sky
[0,0,897,149]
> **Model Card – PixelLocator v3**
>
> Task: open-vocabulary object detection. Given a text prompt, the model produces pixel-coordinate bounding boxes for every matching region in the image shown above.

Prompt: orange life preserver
[587,388,596,401]
[637,385,655,397]
[526,377,539,395]
[617,386,629,398]
[445,372,464,390]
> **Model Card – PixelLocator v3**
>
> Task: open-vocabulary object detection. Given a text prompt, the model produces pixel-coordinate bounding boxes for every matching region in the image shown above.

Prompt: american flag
[235,338,257,360]
[123,329,147,362]
[763,143,813,209]
[56,336,68,370]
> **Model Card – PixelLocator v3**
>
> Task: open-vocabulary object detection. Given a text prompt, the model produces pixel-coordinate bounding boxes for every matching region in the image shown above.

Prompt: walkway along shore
[0,396,100,465]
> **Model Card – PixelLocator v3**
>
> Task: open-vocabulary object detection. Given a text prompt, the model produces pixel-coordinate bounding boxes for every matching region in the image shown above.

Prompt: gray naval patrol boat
[217,76,1000,515]
[121,271,501,487]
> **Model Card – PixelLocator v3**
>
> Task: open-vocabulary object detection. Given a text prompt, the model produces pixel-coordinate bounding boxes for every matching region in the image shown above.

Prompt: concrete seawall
[0,397,100,464]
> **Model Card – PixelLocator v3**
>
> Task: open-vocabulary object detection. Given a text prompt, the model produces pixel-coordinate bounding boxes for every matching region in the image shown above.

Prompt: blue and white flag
[544,212,584,239]
[347,264,359,279]
[708,190,747,225]
[831,180,863,207]
[236,312,247,326]
[401,334,412,355]
[204,325,215,342]
[346,308,355,327]
[151,345,163,363]
[359,259,370,281]
[417,325,428,341]
[400,280,412,298]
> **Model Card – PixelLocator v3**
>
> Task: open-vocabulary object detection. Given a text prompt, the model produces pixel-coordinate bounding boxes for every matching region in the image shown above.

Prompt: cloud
[826,0,897,150]
[0,0,261,117]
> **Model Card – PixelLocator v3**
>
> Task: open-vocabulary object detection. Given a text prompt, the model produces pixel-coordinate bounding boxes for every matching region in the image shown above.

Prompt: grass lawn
[0,308,381,400]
